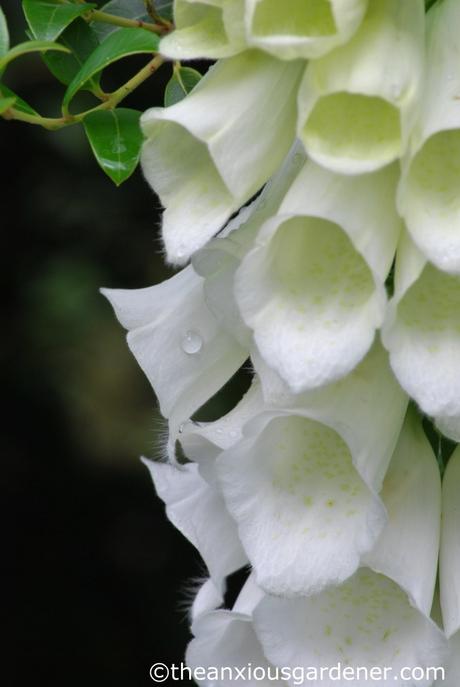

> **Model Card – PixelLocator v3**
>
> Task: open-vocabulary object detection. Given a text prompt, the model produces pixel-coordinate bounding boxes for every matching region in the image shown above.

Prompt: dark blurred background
[1,2,208,684]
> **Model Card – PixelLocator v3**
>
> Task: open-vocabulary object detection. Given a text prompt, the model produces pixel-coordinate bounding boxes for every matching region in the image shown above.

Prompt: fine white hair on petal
[398,0,460,275]
[235,160,401,392]
[141,50,303,263]
[245,0,368,60]
[297,0,425,174]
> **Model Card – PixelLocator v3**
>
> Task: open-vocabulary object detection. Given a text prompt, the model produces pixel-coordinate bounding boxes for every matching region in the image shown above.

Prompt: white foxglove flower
[187,575,285,687]
[398,0,460,274]
[439,447,460,647]
[382,232,460,442]
[141,51,303,264]
[244,0,367,60]
[253,410,445,687]
[216,343,408,597]
[141,456,247,586]
[101,265,247,438]
[160,0,246,59]
[141,380,264,590]
[192,141,307,348]
[297,0,425,174]
[235,160,401,392]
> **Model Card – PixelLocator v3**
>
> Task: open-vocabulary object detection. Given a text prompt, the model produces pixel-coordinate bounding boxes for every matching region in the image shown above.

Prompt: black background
[1,2,206,684]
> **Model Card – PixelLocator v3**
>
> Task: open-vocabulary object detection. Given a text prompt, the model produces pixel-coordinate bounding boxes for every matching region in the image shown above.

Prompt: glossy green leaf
[0,84,38,115]
[23,0,96,42]
[0,40,70,71]
[93,0,150,40]
[94,0,172,40]
[83,107,143,185]
[164,66,201,106]
[0,96,15,113]
[63,28,159,108]
[0,6,9,58]
[42,19,100,89]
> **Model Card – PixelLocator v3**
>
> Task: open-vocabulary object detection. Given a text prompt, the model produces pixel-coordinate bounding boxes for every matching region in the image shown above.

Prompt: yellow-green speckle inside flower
[270,216,375,314]
[303,92,401,166]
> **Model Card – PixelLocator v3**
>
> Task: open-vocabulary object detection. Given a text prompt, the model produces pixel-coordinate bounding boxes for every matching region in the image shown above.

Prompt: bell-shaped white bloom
[160,0,246,60]
[216,343,408,597]
[141,51,303,264]
[187,575,286,687]
[440,447,460,641]
[254,410,445,687]
[235,160,401,392]
[297,0,425,174]
[141,380,265,588]
[192,141,307,349]
[382,232,460,440]
[244,0,368,60]
[398,0,460,274]
[101,265,247,438]
[141,456,247,585]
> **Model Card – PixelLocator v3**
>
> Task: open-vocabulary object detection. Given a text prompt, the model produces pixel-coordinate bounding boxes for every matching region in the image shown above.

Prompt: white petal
[382,232,460,420]
[398,0,460,274]
[363,408,441,617]
[101,266,247,435]
[217,412,386,597]
[436,416,460,443]
[254,568,446,687]
[297,0,424,174]
[440,447,460,639]
[236,161,401,391]
[141,458,247,582]
[254,342,408,491]
[192,142,307,348]
[160,0,246,59]
[191,577,224,622]
[216,344,407,596]
[179,378,265,478]
[438,632,460,687]
[245,0,368,60]
[141,52,303,263]
[187,576,282,687]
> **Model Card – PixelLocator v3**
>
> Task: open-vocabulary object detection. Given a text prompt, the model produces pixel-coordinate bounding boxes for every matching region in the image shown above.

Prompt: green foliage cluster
[0,0,201,184]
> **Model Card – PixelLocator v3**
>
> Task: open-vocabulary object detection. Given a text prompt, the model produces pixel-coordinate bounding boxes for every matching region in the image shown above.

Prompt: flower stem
[1,54,165,130]
[85,9,171,35]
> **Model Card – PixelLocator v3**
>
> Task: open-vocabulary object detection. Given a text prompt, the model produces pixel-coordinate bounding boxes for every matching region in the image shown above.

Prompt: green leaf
[0,84,38,114]
[23,0,96,42]
[83,107,143,185]
[42,19,101,89]
[0,6,9,58]
[63,27,159,109]
[0,96,15,114]
[164,66,201,106]
[93,0,150,40]
[0,39,70,71]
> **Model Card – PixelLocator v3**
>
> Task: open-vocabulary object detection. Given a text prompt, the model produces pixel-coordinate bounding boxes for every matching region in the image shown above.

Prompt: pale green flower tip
[401,129,460,274]
[299,92,402,175]
[160,0,246,59]
[246,0,368,60]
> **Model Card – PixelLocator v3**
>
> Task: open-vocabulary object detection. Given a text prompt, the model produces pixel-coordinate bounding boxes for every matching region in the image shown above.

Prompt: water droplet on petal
[181,330,203,355]
[178,423,184,434]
